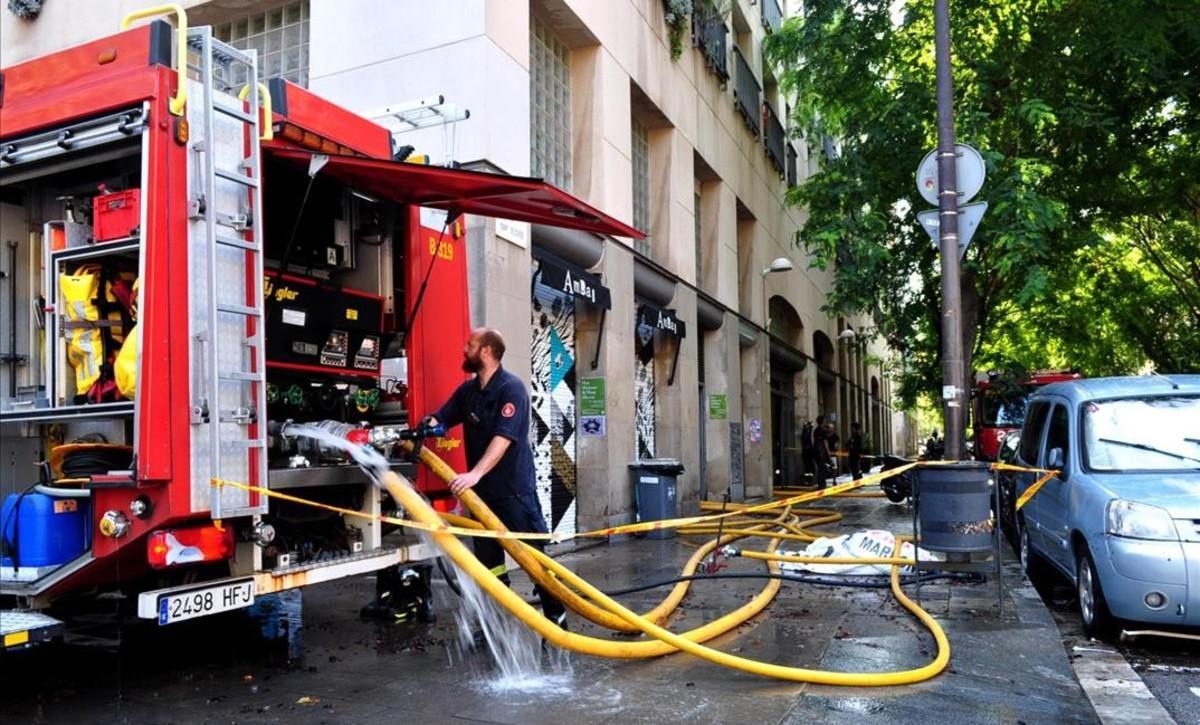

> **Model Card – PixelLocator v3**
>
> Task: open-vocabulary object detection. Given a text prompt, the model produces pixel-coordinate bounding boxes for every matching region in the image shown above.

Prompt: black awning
[638,304,686,339]
[536,253,611,310]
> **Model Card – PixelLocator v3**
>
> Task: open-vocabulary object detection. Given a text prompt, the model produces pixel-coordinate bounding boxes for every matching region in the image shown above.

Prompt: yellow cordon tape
[1014,470,1059,511]
[212,466,896,542]
[212,477,554,540]
[212,459,1059,542]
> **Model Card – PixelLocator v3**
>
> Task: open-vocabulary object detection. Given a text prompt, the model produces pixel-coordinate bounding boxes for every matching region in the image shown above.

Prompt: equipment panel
[264,271,385,378]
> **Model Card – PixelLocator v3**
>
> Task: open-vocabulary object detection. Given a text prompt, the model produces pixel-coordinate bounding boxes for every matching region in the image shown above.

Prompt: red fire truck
[972,369,1082,460]
[0,10,640,648]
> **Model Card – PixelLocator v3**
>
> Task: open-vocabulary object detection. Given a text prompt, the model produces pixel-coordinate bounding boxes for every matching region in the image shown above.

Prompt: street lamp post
[934,0,966,460]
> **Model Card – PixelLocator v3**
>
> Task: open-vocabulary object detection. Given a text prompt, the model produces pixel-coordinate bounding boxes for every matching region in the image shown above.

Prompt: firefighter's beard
[462,353,483,373]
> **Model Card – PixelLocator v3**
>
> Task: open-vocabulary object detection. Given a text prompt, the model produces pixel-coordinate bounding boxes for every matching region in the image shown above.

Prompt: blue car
[1014,375,1200,637]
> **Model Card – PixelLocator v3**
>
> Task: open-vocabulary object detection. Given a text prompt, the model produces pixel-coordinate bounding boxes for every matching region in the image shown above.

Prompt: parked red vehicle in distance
[972,370,1082,460]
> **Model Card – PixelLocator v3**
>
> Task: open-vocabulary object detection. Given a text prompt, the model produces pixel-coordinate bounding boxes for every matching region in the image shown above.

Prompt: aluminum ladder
[188,27,268,518]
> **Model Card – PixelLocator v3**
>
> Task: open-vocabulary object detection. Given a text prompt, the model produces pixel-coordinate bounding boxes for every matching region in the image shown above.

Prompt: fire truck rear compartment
[1,125,146,607]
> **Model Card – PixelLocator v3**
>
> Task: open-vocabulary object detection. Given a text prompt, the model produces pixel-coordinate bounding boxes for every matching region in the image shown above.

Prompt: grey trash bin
[915,461,994,553]
[629,458,685,539]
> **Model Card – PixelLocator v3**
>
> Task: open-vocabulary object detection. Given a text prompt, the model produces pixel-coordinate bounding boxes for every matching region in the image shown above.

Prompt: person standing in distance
[813,415,832,489]
[423,328,567,629]
[848,421,864,481]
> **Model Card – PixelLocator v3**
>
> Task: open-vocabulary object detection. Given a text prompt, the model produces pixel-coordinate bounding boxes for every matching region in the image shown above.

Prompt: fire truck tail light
[147,526,235,569]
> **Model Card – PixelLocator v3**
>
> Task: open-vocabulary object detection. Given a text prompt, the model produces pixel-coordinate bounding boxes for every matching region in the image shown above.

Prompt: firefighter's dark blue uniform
[434,366,566,621]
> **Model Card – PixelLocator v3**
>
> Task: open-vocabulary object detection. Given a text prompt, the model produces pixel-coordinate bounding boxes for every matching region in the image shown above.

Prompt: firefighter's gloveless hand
[449,470,483,495]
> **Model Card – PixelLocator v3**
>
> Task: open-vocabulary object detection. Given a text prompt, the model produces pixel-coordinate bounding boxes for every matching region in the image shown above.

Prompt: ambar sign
[538,257,612,309]
[639,305,686,339]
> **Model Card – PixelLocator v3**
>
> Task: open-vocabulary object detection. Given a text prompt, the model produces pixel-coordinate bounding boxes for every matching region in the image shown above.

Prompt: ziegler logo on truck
[263,276,299,302]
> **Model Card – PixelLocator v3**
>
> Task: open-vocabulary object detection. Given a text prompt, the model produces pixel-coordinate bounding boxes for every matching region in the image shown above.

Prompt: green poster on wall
[708,394,727,420]
[580,377,607,416]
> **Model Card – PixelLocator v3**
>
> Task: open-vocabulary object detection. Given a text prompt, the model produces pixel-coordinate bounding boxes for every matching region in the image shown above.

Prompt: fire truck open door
[263,149,643,494]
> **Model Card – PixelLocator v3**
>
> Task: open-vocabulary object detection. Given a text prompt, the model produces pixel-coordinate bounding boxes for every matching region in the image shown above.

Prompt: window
[981,388,1031,426]
[530,18,572,190]
[1019,401,1050,464]
[214,1,309,87]
[631,118,650,255]
[1083,395,1200,472]
[1044,403,1070,467]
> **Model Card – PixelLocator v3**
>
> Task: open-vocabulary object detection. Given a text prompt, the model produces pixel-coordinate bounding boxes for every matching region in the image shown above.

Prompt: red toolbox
[93,187,141,242]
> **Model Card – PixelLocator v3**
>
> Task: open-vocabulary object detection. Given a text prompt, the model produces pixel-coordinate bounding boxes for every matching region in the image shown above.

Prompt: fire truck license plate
[157,579,256,625]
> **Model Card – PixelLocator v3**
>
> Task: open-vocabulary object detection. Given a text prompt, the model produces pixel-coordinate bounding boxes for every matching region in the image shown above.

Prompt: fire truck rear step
[1,611,65,650]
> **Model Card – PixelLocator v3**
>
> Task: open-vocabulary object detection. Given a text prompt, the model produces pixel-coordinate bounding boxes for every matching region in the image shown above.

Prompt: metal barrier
[764,102,786,175]
[733,46,761,136]
[693,12,729,83]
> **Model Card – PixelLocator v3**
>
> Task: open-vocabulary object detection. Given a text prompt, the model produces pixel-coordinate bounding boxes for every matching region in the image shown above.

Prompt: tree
[766,0,1200,408]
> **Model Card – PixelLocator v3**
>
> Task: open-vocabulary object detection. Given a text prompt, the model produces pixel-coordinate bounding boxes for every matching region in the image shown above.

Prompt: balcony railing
[764,102,786,176]
[733,46,761,136]
[786,143,798,187]
[762,0,783,34]
[692,11,729,84]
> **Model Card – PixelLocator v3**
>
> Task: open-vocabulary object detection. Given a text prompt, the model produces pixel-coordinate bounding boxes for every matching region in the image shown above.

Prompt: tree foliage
[766,0,1200,407]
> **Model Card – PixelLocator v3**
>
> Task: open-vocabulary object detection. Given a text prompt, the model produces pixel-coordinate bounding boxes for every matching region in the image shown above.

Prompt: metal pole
[762,272,770,494]
[934,0,965,460]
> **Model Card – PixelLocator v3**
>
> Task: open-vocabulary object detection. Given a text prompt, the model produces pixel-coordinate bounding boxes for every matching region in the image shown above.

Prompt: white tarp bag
[779,529,939,575]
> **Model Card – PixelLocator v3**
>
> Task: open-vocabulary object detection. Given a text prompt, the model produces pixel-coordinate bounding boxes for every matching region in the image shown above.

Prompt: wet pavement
[1,494,1100,724]
[1037,569,1199,724]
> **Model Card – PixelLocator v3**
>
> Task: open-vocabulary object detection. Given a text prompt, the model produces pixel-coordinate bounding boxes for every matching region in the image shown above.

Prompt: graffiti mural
[531,269,577,537]
[634,315,656,459]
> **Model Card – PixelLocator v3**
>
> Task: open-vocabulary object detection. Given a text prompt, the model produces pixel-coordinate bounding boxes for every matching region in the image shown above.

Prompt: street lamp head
[839,326,857,340]
[763,257,794,275]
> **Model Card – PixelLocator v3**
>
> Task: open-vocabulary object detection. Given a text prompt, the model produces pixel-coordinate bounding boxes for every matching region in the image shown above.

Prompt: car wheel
[1076,548,1114,639]
[883,480,908,503]
[1018,519,1049,584]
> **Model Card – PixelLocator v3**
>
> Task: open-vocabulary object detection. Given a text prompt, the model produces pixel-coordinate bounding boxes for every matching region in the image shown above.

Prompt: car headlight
[1105,500,1178,541]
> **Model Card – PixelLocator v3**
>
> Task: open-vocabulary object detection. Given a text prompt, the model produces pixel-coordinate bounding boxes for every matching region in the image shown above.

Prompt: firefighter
[424,327,568,637]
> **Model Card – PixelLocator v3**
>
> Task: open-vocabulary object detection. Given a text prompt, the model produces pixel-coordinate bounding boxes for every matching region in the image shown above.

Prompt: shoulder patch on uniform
[501,402,516,418]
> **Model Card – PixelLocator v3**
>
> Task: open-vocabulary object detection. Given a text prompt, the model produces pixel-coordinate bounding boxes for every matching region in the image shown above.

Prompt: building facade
[1,0,896,535]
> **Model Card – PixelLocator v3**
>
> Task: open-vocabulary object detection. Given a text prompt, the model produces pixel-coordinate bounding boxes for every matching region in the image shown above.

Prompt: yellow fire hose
[378,469,949,684]
[409,442,854,635]
[403,440,759,632]
[439,508,791,635]
[211,447,1055,682]
[678,503,842,541]
[401,441,641,631]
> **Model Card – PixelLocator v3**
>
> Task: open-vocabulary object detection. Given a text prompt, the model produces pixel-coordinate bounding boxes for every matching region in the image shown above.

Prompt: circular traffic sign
[916,144,986,206]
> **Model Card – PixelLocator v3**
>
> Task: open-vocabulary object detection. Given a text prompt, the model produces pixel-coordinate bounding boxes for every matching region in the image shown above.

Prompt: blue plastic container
[1,492,90,567]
